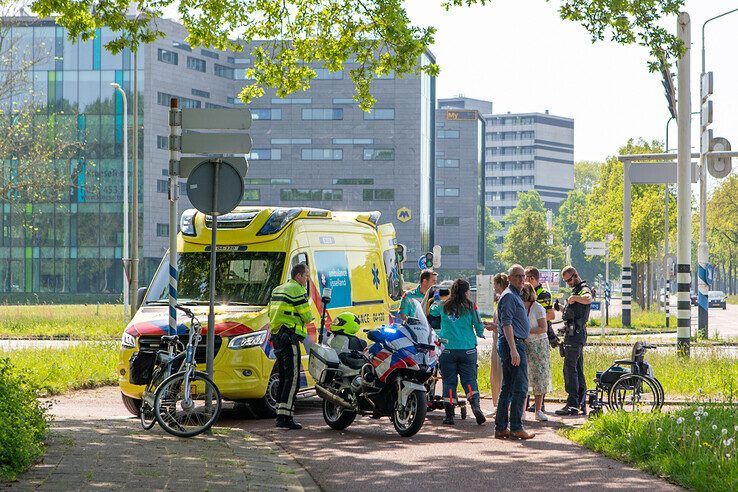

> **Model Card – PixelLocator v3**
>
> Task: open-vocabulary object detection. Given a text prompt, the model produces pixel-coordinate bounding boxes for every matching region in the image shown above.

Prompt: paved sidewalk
[5,387,317,491]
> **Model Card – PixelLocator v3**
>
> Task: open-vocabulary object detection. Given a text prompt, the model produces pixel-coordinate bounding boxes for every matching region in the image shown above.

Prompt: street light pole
[676,12,692,356]
[698,7,738,339]
[111,83,129,322]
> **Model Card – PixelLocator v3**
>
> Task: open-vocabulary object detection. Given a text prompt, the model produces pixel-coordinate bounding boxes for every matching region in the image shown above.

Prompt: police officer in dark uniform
[269,263,314,429]
[554,265,592,416]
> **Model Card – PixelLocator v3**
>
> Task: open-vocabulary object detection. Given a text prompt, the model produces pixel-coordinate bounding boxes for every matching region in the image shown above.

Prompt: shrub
[0,358,48,481]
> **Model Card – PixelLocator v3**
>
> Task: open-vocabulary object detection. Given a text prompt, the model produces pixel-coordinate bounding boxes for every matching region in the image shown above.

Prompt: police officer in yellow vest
[269,263,314,429]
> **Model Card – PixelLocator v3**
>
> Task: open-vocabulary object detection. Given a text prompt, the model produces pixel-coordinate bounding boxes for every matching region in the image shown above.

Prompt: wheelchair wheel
[608,374,662,412]
[652,377,665,408]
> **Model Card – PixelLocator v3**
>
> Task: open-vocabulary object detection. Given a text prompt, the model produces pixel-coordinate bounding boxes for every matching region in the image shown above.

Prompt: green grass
[565,406,738,491]
[589,306,677,331]
[727,295,738,305]
[0,342,120,396]
[478,345,738,400]
[0,304,124,339]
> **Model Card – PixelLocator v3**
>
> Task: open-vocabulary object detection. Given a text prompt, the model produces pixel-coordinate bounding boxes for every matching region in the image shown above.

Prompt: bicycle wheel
[608,374,660,413]
[154,370,222,438]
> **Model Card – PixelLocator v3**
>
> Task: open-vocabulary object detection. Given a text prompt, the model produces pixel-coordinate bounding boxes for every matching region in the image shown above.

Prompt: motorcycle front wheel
[322,397,356,430]
[393,389,427,437]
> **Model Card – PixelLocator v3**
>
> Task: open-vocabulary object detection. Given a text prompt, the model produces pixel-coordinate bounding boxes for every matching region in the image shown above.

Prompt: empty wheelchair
[588,341,664,415]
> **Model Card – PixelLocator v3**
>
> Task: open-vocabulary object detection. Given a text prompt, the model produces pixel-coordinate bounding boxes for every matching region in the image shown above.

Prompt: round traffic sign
[186,159,244,216]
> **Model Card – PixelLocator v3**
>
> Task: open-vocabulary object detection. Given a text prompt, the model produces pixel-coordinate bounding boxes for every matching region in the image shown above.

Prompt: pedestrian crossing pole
[168,98,181,336]
[622,159,632,328]
[676,12,692,356]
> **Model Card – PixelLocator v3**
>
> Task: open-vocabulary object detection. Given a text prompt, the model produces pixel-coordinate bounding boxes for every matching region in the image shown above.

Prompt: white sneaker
[536,411,549,421]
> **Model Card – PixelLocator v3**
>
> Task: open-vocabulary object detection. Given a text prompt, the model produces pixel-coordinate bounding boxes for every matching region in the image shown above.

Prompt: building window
[443,245,460,255]
[200,49,219,59]
[172,41,191,51]
[436,159,459,168]
[214,64,234,79]
[156,223,169,237]
[281,189,343,201]
[249,149,282,160]
[186,56,206,72]
[227,97,245,105]
[313,68,343,79]
[205,102,226,109]
[363,148,395,161]
[437,130,460,139]
[157,92,175,106]
[333,138,373,145]
[191,88,210,98]
[271,97,312,104]
[437,188,459,197]
[333,178,374,185]
[157,48,178,65]
[363,108,395,120]
[180,97,201,109]
[363,189,395,201]
[251,108,282,120]
[436,217,460,226]
[271,138,311,144]
[243,189,260,201]
[231,57,251,65]
[244,178,292,185]
[156,136,168,149]
[156,180,167,193]
[332,98,356,105]
[301,148,342,160]
[301,108,342,120]
[179,182,187,196]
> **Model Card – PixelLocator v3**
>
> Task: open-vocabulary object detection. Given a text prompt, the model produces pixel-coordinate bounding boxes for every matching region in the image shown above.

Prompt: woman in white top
[521,283,551,421]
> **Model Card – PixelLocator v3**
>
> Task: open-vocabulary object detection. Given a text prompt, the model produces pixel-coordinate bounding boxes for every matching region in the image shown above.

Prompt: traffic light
[701,71,733,178]
[424,252,434,269]
[660,61,677,120]
[395,243,406,266]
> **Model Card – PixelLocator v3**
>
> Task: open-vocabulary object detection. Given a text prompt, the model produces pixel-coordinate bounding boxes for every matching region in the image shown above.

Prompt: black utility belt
[277,326,304,340]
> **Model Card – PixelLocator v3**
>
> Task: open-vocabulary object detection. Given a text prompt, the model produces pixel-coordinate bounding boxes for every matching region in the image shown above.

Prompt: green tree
[707,175,738,294]
[574,161,601,194]
[31,0,685,110]
[500,192,564,268]
[581,138,676,308]
[484,206,503,273]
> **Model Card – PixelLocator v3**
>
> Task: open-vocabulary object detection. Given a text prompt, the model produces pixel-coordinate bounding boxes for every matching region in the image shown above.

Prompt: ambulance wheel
[248,371,280,418]
[121,393,142,417]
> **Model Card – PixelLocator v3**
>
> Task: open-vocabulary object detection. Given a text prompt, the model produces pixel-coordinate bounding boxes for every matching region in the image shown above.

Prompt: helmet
[331,312,361,335]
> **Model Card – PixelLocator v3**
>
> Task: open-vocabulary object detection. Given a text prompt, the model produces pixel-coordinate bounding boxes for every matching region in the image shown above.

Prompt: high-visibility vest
[268,279,314,338]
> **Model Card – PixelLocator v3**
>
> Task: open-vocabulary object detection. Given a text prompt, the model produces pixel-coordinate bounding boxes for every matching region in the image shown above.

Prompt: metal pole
[676,12,692,356]
[207,161,221,381]
[665,117,672,328]
[168,98,181,337]
[622,159,632,328]
[605,240,609,326]
[697,8,738,339]
[546,209,552,275]
[130,47,139,312]
[111,83,129,322]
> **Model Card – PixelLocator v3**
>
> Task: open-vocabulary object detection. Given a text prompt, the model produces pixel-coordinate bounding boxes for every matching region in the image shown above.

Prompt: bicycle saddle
[161,335,179,344]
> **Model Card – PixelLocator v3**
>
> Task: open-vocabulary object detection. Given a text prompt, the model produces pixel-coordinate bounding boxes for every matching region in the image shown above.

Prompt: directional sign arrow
[181,132,252,155]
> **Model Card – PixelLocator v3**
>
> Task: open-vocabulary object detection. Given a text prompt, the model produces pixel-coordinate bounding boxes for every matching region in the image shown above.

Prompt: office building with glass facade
[0,17,437,298]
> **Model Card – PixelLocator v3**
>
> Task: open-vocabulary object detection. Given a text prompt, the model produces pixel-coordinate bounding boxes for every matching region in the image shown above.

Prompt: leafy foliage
[32,0,685,110]
[484,206,503,273]
[574,160,601,194]
[0,358,48,481]
[500,191,564,267]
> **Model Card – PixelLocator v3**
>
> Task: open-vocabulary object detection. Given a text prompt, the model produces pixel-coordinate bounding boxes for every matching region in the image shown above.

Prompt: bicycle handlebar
[174,304,195,318]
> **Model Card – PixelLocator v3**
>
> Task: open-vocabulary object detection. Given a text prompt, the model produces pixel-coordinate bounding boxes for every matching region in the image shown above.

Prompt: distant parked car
[708,290,727,310]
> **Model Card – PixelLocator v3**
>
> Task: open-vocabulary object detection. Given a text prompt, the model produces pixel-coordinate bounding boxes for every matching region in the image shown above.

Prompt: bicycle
[134,304,222,437]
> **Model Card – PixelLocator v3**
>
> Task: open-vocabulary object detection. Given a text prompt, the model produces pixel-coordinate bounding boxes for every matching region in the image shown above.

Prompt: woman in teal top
[430,279,486,425]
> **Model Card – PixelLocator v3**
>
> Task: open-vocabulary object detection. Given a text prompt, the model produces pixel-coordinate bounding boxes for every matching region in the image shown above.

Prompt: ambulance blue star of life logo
[371,264,380,289]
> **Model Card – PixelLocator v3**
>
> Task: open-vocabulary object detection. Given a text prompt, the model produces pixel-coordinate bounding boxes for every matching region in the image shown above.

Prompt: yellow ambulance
[118,207,404,417]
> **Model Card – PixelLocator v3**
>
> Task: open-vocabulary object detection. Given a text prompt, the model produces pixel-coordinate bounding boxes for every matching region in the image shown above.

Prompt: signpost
[168,101,252,384]
[585,236,613,336]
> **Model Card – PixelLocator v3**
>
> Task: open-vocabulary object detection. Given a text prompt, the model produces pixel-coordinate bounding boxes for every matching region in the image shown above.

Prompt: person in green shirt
[399,269,437,321]
[430,278,487,426]
[268,263,314,430]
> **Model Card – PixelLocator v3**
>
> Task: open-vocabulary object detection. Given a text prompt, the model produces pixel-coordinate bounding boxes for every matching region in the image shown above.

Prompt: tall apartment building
[435,99,489,272]
[0,16,436,297]
[484,111,574,243]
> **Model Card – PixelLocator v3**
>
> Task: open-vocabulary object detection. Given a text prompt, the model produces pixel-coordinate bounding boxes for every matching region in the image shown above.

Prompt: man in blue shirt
[494,264,535,440]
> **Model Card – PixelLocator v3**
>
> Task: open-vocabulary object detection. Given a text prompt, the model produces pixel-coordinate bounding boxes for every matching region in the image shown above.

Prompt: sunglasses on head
[563,273,577,283]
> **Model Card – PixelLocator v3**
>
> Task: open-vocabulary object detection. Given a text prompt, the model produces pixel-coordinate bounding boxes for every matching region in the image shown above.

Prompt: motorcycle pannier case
[308,344,341,384]
[129,350,157,385]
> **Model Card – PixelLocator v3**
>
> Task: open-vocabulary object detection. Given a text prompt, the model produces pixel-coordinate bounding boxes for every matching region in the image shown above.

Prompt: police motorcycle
[308,292,443,437]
